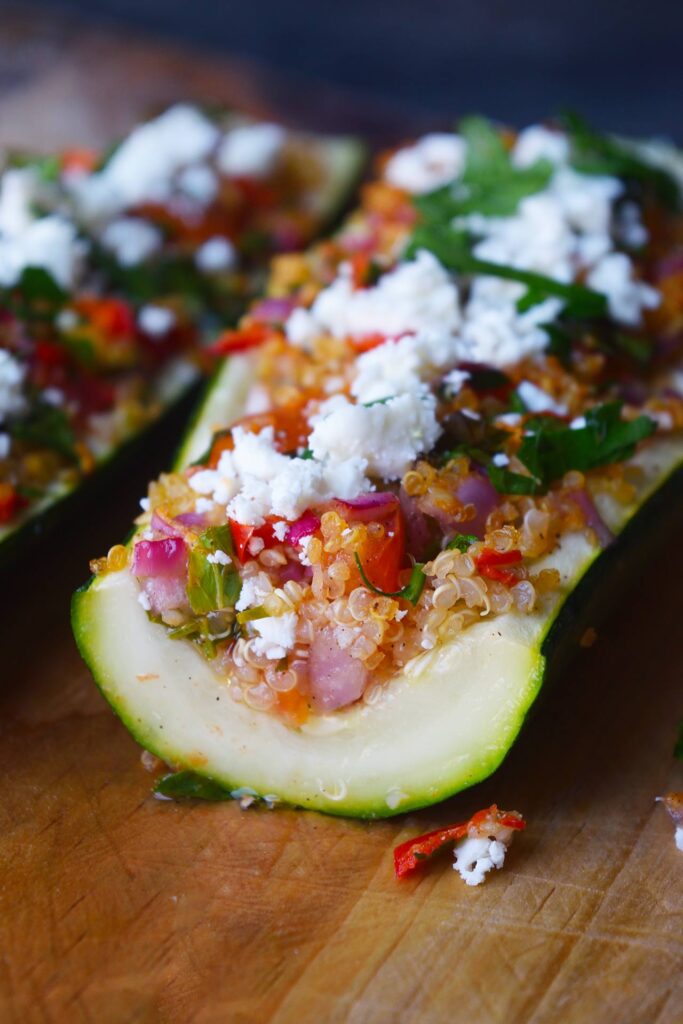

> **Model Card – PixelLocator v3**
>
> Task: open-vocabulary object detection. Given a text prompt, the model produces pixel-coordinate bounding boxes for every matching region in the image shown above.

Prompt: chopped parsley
[10,402,78,463]
[487,401,656,495]
[154,770,233,801]
[446,533,478,552]
[186,527,241,615]
[415,116,553,220]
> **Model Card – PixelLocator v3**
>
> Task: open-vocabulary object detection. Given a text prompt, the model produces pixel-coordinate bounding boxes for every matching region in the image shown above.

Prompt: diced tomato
[0,483,26,524]
[60,148,99,174]
[229,518,279,563]
[210,323,273,356]
[349,332,389,354]
[393,805,526,879]
[474,547,523,586]
[359,505,406,593]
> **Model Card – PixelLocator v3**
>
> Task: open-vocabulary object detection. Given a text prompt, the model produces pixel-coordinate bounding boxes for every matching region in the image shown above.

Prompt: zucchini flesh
[72,354,683,818]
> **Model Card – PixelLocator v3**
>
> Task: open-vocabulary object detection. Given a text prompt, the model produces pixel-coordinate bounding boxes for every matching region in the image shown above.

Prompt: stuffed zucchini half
[74,116,683,818]
[0,104,364,558]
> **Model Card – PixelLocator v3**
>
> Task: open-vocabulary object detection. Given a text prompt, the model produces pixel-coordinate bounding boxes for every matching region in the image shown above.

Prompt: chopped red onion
[286,511,321,546]
[132,536,188,578]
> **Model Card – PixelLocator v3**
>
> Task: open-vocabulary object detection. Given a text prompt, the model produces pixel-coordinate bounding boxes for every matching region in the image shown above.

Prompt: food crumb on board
[580,627,598,648]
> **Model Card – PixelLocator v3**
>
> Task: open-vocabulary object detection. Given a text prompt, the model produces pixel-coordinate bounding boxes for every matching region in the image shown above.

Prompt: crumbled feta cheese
[351,329,462,403]
[286,250,460,348]
[0,350,27,422]
[512,125,571,168]
[309,390,441,481]
[138,304,176,337]
[194,496,214,514]
[453,835,508,886]
[235,573,272,613]
[42,387,64,407]
[0,168,39,235]
[0,432,10,458]
[195,235,237,272]
[191,426,369,525]
[177,163,219,204]
[462,278,562,368]
[517,380,568,415]
[137,589,152,612]
[139,497,150,511]
[384,133,467,194]
[0,215,85,290]
[69,104,219,220]
[206,549,231,565]
[216,123,285,179]
[442,368,470,396]
[616,200,649,249]
[492,452,509,467]
[250,611,297,659]
[272,521,288,542]
[677,826,683,852]
[496,412,522,427]
[570,416,587,430]
[56,308,79,332]
[100,217,162,266]
[587,252,660,326]
[247,536,265,556]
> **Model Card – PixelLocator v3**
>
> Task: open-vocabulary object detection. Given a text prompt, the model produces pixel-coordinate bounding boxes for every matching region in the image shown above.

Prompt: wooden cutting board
[0,14,681,1022]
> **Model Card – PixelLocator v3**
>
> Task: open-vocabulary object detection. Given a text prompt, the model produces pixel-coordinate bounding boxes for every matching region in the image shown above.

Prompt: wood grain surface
[0,12,681,1022]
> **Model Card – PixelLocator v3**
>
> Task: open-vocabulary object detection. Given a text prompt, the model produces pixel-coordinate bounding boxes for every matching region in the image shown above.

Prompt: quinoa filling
[95,116,683,724]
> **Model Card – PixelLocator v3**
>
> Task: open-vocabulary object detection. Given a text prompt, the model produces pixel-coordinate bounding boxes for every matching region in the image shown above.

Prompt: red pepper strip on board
[394,805,526,879]
[474,547,523,586]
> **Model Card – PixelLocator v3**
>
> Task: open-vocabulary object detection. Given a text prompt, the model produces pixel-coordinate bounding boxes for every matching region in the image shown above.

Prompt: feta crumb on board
[384,133,467,194]
[453,835,508,886]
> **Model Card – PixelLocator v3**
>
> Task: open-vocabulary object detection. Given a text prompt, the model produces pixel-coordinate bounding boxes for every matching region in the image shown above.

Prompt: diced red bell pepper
[474,547,523,586]
[349,332,389,354]
[394,805,526,879]
[76,296,136,341]
[229,518,279,563]
[0,483,26,524]
[359,505,406,593]
[60,147,99,174]
[210,323,273,356]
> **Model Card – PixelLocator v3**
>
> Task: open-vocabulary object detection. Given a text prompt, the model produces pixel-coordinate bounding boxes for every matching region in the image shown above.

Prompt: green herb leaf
[19,266,66,305]
[187,545,240,615]
[407,223,607,320]
[563,111,680,211]
[446,533,479,552]
[415,117,553,220]
[354,553,426,605]
[10,402,78,462]
[488,401,657,495]
[199,525,234,556]
[154,770,233,801]
[298,447,314,460]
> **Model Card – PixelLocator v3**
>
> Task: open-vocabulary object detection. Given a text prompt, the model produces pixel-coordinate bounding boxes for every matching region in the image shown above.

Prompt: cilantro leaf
[488,402,656,495]
[154,770,233,801]
[563,111,680,211]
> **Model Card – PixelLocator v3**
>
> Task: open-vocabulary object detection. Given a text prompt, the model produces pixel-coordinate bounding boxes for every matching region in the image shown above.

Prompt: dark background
[1,0,682,135]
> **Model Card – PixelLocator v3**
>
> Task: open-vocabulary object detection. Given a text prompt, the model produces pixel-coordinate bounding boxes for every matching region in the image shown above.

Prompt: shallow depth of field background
[0,0,681,136]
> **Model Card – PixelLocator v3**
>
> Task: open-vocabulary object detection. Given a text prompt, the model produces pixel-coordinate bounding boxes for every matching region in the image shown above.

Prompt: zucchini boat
[74,116,683,818]
[0,104,364,556]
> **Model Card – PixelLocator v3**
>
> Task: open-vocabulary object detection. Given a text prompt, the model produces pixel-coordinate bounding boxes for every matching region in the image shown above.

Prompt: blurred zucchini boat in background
[0,104,364,560]
[74,116,683,818]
